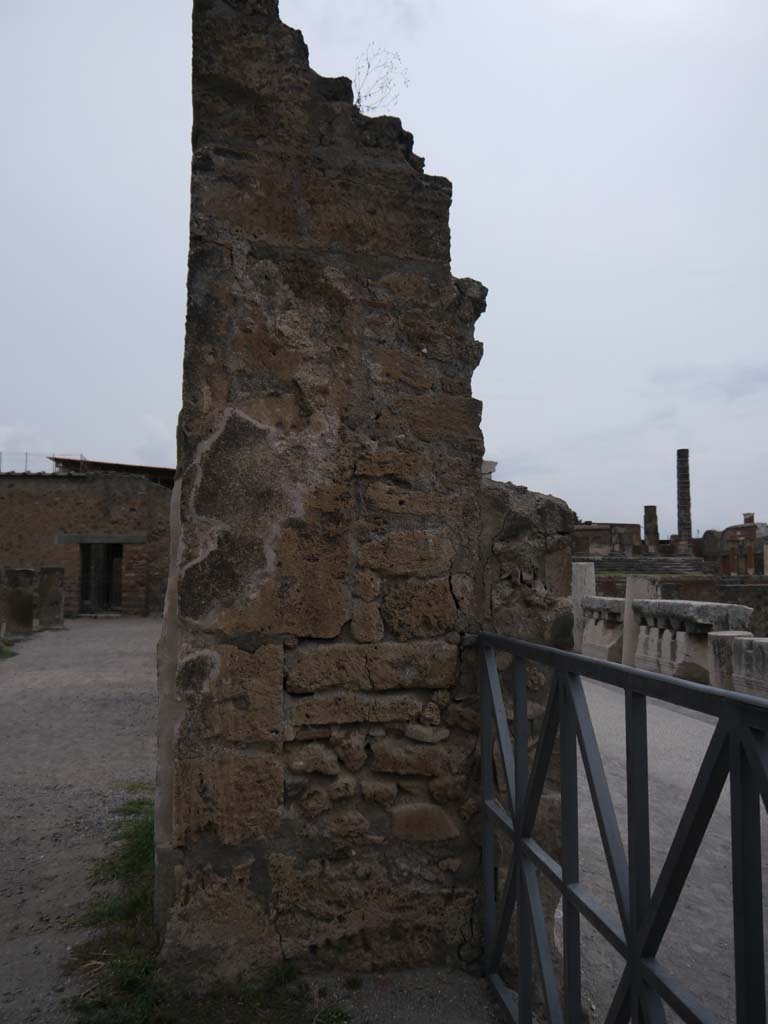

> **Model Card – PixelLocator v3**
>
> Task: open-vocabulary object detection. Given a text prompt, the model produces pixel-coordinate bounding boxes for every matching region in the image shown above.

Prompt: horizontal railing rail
[474,631,768,1024]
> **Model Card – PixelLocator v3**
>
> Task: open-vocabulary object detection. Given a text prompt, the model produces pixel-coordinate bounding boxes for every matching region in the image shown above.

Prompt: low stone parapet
[633,599,753,683]
[581,596,624,662]
[578,588,761,688]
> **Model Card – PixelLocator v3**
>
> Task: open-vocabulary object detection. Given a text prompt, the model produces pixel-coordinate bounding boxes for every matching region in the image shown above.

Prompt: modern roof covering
[49,456,176,488]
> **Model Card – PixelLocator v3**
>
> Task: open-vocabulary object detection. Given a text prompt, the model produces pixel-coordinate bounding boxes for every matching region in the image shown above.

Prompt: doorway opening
[80,543,123,613]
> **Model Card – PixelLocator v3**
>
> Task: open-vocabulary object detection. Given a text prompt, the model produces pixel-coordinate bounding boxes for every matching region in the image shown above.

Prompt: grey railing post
[480,643,496,974]
[513,656,532,1023]
[730,727,765,1024]
[560,672,582,1023]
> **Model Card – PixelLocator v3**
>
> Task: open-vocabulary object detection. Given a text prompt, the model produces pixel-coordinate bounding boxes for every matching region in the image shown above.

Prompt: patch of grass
[69,795,352,1024]
[0,639,18,658]
[124,780,155,795]
[314,1009,352,1024]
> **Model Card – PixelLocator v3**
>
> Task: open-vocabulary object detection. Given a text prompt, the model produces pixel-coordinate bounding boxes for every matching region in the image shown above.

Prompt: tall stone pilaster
[157,0,489,979]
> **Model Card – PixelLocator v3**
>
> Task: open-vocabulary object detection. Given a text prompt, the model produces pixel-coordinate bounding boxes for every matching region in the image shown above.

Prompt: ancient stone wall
[158,0,488,978]
[157,0,574,981]
[0,474,170,615]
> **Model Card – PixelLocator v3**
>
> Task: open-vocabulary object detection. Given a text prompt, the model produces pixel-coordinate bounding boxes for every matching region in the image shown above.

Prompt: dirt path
[0,617,161,1024]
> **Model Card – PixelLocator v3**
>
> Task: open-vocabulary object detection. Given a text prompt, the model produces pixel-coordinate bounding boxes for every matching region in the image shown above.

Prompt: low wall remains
[597,575,768,642]
[0,567,65,637]
[575,578,764,693]
[632,599,752,683]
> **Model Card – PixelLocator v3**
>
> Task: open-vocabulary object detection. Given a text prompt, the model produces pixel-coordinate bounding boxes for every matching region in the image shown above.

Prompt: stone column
[621,575,660,667]
[157,0,489,980]
[643,505,659,553]
[763,543,768,576]
[676,448,692,553]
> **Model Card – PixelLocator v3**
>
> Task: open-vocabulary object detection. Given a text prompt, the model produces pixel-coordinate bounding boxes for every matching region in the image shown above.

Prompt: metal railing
[477,631,768,1024]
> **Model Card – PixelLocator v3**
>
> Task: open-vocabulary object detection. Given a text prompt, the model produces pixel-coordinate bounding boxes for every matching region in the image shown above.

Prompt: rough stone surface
[390,803,461,841]
[158,0,488,979]
[158,0,573,983]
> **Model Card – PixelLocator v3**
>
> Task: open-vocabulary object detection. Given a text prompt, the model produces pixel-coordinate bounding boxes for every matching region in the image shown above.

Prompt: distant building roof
[49,456,176,489]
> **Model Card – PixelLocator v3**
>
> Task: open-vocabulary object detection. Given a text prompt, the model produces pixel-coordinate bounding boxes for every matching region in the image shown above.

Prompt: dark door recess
[80,543,123,613]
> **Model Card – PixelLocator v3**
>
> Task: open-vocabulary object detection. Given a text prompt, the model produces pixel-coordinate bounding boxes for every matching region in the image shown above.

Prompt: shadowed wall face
[157,0,490,976]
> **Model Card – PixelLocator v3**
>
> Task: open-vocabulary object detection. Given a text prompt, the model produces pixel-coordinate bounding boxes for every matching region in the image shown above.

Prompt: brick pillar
[644,505,659,553]
[676,448,692,553]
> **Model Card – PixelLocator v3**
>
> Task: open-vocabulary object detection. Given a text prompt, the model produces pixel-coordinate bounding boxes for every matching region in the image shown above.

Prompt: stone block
[174,755,283,846]
[381,578,458,639]
[286,640,459,694]
[288,693,424,727]
[330,729,369,771]
[286,742,340,775]
[361,779,398,805]
[351,600,385,643]
[365,482,450,519]
[206,643,284,743]
[358,531,455,577]
[369,738,448,776]
[379,396,483,444]
[352,571,381,601]
[390,803,460,841]
[355,449,432,481]
[708,631,753,690]
[404,723,450,744]
[732,637,768,698]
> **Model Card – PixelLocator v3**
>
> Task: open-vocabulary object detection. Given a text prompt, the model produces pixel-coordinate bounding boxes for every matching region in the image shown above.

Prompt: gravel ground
[0,617,160,1024]
[316,968,504,1023]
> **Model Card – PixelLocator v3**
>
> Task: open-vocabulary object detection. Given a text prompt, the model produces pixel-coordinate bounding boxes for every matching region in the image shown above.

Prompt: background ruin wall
[157,0,573,978]
[0,474,170,616]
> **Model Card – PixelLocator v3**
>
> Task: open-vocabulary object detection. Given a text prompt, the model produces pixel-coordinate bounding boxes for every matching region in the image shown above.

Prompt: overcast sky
[1,1,766,535]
